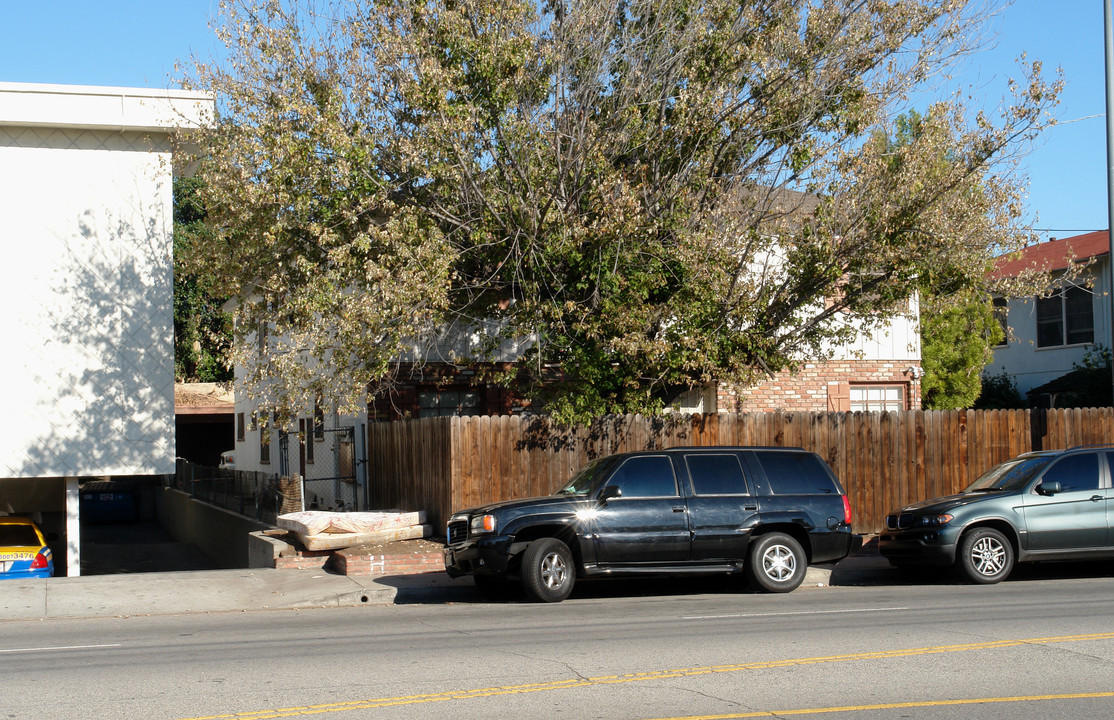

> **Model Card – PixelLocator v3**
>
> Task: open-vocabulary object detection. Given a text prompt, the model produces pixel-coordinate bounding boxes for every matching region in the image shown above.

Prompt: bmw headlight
[470,514,497,534]
[919,513,953,527]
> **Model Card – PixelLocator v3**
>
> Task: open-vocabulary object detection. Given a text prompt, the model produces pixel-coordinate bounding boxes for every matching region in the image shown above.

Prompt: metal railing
[280,425,368,511]
[171,460,299,524]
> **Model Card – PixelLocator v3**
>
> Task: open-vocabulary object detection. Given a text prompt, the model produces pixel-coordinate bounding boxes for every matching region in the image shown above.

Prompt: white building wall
[0,83,212,479]
[828,310,921,363]
[986,259,1112,396]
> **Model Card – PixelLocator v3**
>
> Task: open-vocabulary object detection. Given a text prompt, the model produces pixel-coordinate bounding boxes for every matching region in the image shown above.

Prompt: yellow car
[0,517,54,579]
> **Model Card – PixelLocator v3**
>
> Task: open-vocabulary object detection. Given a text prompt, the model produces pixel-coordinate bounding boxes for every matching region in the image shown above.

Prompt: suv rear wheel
[747,533,806,592]
[521,537,575,602]
[957,527,1013,584]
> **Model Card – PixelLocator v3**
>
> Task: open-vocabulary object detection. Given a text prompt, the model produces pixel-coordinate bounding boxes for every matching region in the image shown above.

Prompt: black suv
[444,447,862,602]
[879,446,1114,583]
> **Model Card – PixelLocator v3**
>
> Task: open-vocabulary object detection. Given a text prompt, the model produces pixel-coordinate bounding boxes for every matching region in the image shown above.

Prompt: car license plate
[442,548,453,569]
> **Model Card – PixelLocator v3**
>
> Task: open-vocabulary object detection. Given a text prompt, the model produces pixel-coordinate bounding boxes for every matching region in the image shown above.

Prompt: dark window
[259,415,271,465]
[0,525,40,546]
[1037,287,1093,348]
[605,456,678,498]
[1041,453,1100,492]
[1065,287,1094,344]
[755,452,837,495]
[418,389,482,418]
[313,402,325,441]
[686,454,749,495]
[992,297,1008,347]
[236,413,245,442]
[301,418,314,464]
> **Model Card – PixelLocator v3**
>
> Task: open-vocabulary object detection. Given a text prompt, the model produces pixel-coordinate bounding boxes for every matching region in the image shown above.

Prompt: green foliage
[920,291,1002,409]
[1063,346,1114,408]
[173,176,232,383]
[179,0,1061,421]
[973,370,1024,409]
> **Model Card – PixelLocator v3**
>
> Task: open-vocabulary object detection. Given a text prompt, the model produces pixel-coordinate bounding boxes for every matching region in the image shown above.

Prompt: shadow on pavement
[80,520,219,575]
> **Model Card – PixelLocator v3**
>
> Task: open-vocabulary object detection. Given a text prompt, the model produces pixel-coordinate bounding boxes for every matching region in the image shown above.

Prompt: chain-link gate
[279,425,366,511]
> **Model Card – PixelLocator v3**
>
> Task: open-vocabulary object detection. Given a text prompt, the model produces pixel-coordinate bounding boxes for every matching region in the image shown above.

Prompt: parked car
[219,450,235,470]
[0,516,54,579]
[879,446,1114,583]
[444,447,862,602]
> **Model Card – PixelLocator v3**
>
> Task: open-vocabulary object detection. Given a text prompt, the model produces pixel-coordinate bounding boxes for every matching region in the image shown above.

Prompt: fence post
[357,422,368,511]
[1030,408,1047,451]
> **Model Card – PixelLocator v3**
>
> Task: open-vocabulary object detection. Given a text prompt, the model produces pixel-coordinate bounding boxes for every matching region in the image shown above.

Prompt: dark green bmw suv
[879,446,1114,583]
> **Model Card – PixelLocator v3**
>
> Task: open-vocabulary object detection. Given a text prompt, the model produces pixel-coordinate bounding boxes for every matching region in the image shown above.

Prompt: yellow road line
[178,631,1114,720]
[644,692,1114,719]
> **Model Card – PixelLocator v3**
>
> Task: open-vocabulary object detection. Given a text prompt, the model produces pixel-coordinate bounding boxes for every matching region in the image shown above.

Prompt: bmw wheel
[957,527,1013,584]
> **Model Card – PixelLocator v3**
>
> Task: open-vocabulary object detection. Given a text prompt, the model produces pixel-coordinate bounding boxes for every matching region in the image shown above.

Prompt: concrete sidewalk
[0,568,481,621]
[0,550,896,622]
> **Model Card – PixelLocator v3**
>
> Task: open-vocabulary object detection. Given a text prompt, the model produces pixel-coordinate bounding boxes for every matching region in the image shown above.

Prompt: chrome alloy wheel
[761,543,797,582]
[540,550,569,589]
[969,535,1006,577]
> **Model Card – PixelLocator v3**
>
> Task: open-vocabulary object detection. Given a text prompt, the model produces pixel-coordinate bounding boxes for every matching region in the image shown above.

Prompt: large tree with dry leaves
[179,0,1059,422]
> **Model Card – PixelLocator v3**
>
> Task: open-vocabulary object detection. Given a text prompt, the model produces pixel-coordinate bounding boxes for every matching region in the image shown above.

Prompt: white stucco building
[986,231,1111,401]
[0,82,212,575]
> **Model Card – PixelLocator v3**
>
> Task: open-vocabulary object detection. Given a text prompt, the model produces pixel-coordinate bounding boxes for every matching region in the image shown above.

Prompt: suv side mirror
[1037,480,1062,496]
[599,485,622,503]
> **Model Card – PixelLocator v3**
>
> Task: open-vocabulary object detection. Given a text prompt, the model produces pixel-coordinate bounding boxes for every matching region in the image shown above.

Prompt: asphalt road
[4,568,1114,720]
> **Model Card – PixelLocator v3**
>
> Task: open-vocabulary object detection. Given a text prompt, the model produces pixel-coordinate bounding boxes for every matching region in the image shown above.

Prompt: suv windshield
[556,457,616,496]
[964,455,1053,493]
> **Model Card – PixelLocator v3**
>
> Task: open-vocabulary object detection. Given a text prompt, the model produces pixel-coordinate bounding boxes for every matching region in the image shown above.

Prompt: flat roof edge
[0,81,214,132]
[0,81,211,100]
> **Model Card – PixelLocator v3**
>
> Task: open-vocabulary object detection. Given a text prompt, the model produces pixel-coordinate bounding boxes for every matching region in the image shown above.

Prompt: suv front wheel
[747,533,806,592]
[521,537,575,602]
[957,527,1013,584]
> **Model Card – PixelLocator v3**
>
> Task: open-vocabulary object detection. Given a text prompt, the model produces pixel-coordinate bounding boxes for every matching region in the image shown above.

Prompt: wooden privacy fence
[367,408,1114,535]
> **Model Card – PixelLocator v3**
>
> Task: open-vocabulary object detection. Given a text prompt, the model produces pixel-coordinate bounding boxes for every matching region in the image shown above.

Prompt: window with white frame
[849,385,906,412]
[1036,286,1093,348]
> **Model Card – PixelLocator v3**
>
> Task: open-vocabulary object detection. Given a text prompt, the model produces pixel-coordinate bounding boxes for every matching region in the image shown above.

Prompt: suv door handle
[1091,495,1104,502]
[672,506,687,513]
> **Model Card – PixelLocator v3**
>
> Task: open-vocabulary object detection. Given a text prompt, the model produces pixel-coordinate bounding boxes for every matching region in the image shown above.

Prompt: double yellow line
[646,692,1114,719]
[183,631,1114,720]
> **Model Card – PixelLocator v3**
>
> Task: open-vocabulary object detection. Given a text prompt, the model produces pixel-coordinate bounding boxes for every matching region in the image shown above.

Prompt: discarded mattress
[278,510,426,536]
[295,524,432,551]
[277,510,430,551]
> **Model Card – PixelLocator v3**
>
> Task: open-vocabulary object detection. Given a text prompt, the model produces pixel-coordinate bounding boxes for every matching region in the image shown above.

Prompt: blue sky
[1,0,1107,241]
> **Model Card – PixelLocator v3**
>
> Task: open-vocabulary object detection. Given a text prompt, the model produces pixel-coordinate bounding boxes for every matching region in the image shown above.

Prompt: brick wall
[370,362,534,420]
[334,548,445,576]
[274,549,333,571]
[370,359,924,418]
[719,359,923,412]
[273,545,444,576]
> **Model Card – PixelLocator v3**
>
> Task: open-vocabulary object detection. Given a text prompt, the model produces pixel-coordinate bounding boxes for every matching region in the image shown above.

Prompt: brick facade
[718,359,923,413]
[370,362,534,420]
[273,543,444,576]
[370,359,923,418]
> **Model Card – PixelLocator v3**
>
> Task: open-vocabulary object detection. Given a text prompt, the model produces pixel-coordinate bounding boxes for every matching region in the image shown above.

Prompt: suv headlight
[470,514,497,534]
[919,514,953,527]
